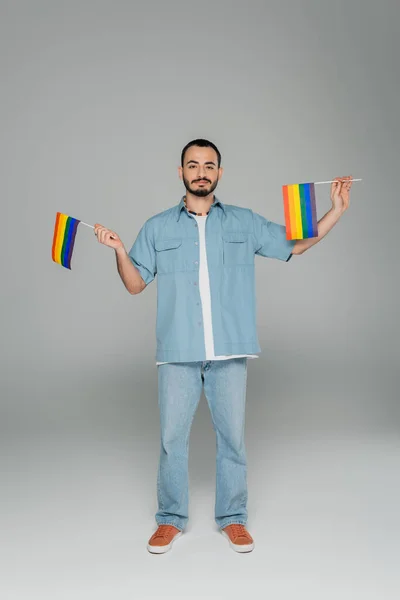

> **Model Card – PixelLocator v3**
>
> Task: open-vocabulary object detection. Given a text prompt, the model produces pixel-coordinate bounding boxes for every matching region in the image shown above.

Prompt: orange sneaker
[147,524,182,554]
[221,524,255,553]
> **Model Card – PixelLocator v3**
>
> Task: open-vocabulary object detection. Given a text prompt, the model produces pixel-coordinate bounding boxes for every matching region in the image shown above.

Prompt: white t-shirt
[156,213,258,365]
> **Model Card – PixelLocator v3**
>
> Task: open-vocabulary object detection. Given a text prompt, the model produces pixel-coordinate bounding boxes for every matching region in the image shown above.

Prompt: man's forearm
[115,247,146,294]
[292,207,343,254]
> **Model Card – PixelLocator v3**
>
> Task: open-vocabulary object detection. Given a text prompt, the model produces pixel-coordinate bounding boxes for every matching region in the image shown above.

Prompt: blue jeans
[155,358,248,531]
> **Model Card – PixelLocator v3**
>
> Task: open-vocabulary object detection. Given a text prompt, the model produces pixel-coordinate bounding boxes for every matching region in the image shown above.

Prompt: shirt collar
[176,195,225,221]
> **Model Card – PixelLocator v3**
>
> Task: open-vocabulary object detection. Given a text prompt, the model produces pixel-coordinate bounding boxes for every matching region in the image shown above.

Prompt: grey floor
[2,357,399,600]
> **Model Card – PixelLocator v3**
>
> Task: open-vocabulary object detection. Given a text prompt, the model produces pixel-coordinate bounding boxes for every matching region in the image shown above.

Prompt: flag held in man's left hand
[283,182,318,241]
[282,177,362,240]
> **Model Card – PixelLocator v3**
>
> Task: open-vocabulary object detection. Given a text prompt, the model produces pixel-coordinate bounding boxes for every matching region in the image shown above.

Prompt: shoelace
[229,524,250,540]
[154,525,175,540]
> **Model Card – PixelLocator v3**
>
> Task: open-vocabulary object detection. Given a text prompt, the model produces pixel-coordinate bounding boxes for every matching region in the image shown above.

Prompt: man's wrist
[330,206,343,219]
[115,245,127,256]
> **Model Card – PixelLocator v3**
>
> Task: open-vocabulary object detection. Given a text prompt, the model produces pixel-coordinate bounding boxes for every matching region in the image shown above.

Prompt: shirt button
[195,242,198,245]
[194,282,197,285]
[196,302,200,306]
[194,261,198,265]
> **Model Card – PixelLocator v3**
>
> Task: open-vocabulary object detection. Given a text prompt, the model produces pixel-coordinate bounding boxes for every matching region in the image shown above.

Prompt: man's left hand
[330,175,353,213]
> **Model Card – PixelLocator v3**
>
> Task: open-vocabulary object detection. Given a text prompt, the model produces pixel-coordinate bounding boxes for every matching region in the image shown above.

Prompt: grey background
[1,0,399,598]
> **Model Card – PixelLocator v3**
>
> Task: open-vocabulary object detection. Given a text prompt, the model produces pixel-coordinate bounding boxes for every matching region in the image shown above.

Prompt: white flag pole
[79,221,117,239]
[79,221,94,229]
[314,178,362,185]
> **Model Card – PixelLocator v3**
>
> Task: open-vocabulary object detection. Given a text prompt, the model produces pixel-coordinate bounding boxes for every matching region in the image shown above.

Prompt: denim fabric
[128,196,296,363]
[155,358,249,531]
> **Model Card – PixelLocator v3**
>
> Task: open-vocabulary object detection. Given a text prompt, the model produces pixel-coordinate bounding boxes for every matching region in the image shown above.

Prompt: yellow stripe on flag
[55,213,68,264]
[293,184,303,239]
[287,184,295,239]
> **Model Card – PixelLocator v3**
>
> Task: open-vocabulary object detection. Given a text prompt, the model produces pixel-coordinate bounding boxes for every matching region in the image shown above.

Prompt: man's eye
[207,166,214,169]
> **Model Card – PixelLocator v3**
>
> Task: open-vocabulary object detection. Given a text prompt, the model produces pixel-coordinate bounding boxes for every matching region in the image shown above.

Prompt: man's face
[179,146,223,197]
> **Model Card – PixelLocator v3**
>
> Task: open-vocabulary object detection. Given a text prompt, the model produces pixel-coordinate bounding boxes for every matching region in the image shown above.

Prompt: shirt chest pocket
[222,232,253,266]
[155,237,184,274]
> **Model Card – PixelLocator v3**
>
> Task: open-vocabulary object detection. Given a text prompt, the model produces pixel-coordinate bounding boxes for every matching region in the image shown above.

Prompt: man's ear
[218,167,224,180]
[177,166,183,180]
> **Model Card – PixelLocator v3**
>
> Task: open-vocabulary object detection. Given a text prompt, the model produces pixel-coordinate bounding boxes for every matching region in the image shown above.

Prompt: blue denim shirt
[128,195,296,362]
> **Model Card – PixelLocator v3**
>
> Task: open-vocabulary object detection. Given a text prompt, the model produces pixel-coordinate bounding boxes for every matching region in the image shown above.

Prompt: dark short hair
[181,138,221,168]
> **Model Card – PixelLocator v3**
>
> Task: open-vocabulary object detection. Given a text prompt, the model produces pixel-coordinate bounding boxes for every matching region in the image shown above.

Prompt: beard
[183,175,219,197]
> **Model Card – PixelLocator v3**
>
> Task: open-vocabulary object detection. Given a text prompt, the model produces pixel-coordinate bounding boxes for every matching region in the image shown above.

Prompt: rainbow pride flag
[282,182,318,240]
[52,212,81,269]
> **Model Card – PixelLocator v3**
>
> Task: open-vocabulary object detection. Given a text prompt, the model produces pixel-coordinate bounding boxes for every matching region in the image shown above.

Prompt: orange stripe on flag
[282,185,292,239]
[52,212,61,262]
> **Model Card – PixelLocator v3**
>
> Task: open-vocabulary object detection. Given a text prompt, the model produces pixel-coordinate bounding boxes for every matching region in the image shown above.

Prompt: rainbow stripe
[282,182,318,240]
[52,212,81,269]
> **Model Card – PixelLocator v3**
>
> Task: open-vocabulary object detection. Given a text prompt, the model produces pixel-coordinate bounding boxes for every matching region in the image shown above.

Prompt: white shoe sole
[221,529,255,553]
[147,531,182,554]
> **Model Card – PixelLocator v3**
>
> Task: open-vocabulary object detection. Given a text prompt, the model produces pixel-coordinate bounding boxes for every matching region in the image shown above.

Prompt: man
[94,139,353,554]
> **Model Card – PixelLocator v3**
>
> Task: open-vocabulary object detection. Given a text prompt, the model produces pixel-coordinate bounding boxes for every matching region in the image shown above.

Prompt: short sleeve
[252,211,296,262]
[127,220,157,285]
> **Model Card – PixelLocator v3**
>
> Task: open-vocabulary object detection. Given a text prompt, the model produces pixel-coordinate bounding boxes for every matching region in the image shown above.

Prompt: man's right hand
[94,223,124,251]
